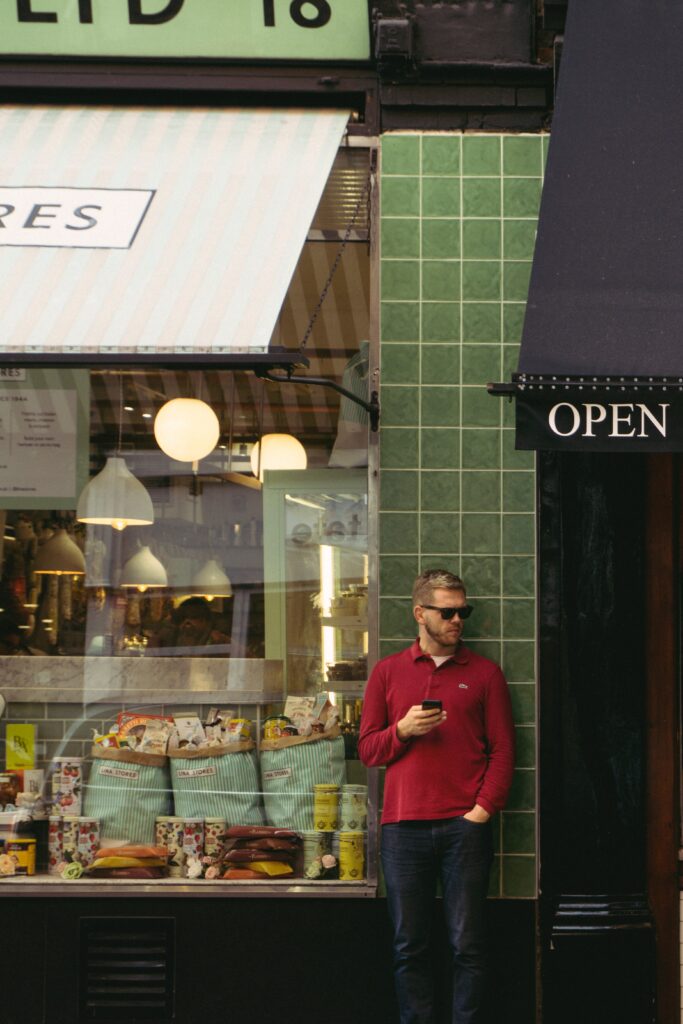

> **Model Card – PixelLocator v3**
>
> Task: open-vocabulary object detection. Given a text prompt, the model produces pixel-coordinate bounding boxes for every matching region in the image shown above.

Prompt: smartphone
[421,699,442,711]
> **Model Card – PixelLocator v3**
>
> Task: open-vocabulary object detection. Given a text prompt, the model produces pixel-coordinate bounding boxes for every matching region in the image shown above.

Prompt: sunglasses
[421,604,473,621]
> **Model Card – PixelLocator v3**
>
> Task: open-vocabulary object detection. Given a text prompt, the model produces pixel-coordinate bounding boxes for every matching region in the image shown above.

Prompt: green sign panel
[0,0,371,61]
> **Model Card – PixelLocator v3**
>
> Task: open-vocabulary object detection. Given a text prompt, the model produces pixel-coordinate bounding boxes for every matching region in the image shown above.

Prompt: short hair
[173,596,212,624]
[412,569,465,607]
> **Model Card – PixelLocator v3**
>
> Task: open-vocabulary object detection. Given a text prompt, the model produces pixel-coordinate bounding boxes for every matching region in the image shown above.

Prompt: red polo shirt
[358,640,515,822]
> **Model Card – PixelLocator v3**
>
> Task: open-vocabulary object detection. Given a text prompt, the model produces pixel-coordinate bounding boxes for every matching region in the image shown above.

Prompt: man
[149,597,229,651]
[358,569,515,1024]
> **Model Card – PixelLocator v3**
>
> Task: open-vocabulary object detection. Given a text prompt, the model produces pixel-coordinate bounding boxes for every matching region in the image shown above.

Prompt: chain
[300,173,372,352]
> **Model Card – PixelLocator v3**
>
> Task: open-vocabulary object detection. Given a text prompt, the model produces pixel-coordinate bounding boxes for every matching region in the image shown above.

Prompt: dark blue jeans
[381,817,493,1024]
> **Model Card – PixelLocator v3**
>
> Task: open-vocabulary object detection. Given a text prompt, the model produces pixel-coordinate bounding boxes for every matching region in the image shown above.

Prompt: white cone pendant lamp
[77,456,154,532]
[190,559,232,600]
[120,546,168,592]
[154,399,220,464]
[33,529,86,576]
[250,434,307,482]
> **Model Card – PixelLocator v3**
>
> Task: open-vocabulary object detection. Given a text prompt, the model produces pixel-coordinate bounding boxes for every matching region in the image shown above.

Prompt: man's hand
[396,704,447,742]
[463,804,491,823]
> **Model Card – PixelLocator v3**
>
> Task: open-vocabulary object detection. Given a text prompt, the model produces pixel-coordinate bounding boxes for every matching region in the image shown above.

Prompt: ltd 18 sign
[1,0,371,61]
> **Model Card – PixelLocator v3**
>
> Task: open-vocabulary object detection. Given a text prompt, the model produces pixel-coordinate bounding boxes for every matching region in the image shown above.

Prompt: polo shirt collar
[410,638,470,665]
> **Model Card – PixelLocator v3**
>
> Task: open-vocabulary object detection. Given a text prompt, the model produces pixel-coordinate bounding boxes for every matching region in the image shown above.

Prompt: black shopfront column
[537,451,657,1024]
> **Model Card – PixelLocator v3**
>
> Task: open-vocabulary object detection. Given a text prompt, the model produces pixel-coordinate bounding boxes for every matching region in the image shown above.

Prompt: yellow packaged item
[90,856,167,870]
[249,860,294,877]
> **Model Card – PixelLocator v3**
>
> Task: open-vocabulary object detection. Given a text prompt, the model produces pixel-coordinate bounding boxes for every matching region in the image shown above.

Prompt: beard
[422,617,461,650]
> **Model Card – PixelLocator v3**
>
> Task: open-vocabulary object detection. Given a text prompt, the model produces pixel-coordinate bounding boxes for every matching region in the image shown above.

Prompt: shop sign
[515,388,683,451]
[0,0,371,62]
[0,188,155,250]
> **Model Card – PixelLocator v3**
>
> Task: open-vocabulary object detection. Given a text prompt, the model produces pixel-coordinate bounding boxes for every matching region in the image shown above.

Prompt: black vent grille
[79,918,175,1022]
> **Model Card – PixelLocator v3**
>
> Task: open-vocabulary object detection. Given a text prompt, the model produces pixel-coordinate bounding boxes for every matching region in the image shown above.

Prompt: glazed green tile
[466,597,501,639]
[420,471,460,511]
[462,428,501,469]
[382,134,420,175]
[503,136,543,177]
[502,344,521,378]
[502,513,535,554]
[488,856,501,898]
[380,469,419,510]
[422,260,461,301]
[381,385,419,426]
[461,513,501,554]
[462,303,501,343]
[515,726,536,768]
[464,638,502,663]
[502,599,535,639]
[380,638,410,658]
[503,556,535,597]
[461,387,501,427]
[462,219,501,260]
[382,176,420,217]
[381,218,420,259]
[422,135,461,174]
[420,554,462,575]
[460,555,501,595]
[421,385,460,427]
[462,178,501,217]
[491,816,502,855]
[502,430,534,469]
[509,683,536,723]
[420,512,460,552]
[462,135,501,176]
[507,769,535,810]
[381,343,420,385]
[422,344,460,385]
[502,641,535,682]
[382,260,420,301]
[461,471,501,512]
[380,512,419,553]
[422,302,460,342]
[503,219,537,260]
[503,177,542,217]
[462,345,501,385]
[462,261,501,301]
[380,596,414,637]
[503,471,535,512]
[502,396,517,429]
[503,303,525,343]
[422,219,460,259]
[380,555,420,595]
[381,427,419,469]
[542,134,550,165]
[422,177,460,217]
[502,812,535,854]
[502,856,536,897]
[381,301,420,342]
[420,427,460,469]
[503,261,532,302]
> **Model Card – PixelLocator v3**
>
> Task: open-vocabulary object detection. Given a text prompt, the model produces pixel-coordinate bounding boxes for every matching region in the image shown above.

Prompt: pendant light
[250,433,307,482]
[119,545,168,592]
[77,375,154,531]
[189,558,232,601]
[154,398,220,465]
[33,529,86,576]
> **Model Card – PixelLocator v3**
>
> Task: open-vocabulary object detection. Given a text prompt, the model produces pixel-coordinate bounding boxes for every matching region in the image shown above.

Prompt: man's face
[177,615,208,646]
[414,587,468,650]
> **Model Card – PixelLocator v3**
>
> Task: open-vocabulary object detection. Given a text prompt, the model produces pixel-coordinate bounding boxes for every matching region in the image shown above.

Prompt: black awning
[503,0,683,450]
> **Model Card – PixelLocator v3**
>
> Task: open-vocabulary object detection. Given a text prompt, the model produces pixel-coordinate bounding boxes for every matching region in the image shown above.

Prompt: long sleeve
[358,660,411,767]
[475,665,516,815]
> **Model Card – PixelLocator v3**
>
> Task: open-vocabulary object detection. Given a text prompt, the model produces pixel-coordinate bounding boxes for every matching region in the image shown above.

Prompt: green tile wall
[380,132,546,899]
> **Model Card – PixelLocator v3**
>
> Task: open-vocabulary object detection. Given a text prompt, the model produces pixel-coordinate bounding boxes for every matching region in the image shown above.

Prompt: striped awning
[0,105,349,361]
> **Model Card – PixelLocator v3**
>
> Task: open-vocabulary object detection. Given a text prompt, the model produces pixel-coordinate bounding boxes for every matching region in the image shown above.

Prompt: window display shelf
[0,876,376,898]
[320,616,367,629]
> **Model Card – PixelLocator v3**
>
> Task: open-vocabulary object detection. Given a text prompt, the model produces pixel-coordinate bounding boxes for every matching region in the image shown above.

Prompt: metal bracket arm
[255,369,380,432]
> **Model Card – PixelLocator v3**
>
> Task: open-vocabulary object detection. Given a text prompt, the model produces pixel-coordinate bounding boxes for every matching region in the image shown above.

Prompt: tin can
[340,784,368,831]
[160,816,185,877]
[182,818,205,861]
[301,830,331,876]
[204,818,226,857]
[6,838,36,876]
[62,815,79,862]
[263,716,290,740]
[48,816,63,875]
[338,832,365,881]
[77,817,100,867]
[50,756,83,816]
[313,784,339,831]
